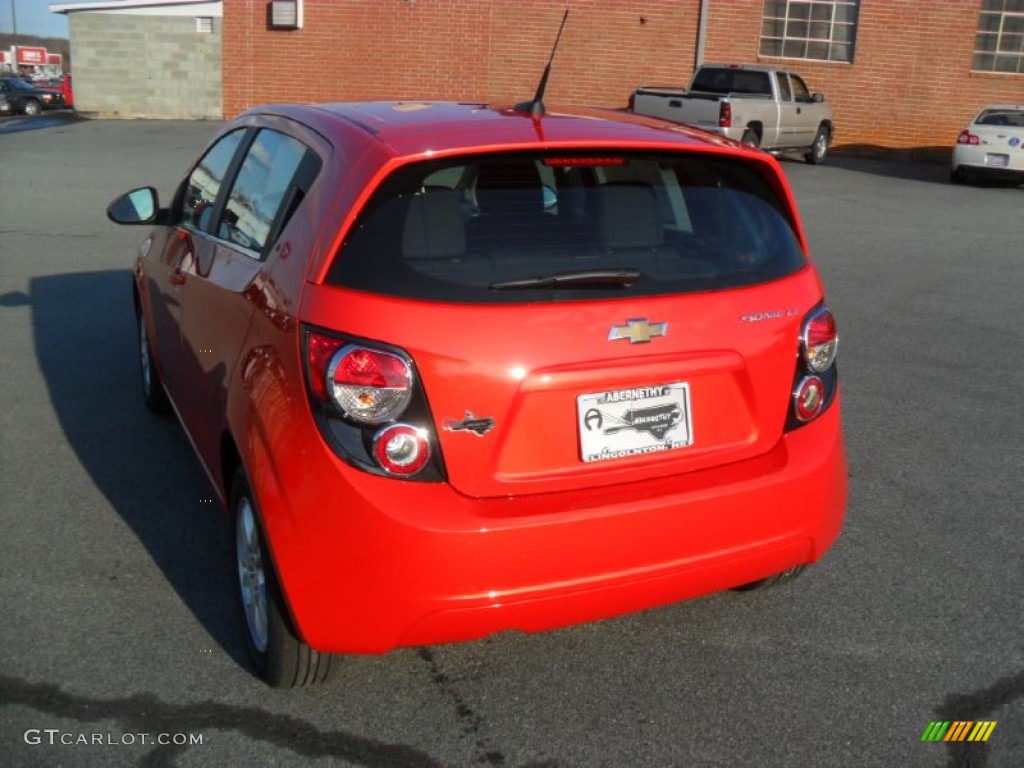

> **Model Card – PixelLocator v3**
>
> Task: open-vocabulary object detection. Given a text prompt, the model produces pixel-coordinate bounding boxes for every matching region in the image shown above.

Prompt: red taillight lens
[373,424,431,475]
[793,376,825,422]
[306,332,340,401]
[719,102,732,128]
[327,346,412,424]
[957,130,980,146]
[801,307,838,373]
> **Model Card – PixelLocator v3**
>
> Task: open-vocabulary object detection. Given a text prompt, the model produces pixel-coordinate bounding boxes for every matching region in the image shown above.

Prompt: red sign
[47,53,63,67]
[16,47,47,66]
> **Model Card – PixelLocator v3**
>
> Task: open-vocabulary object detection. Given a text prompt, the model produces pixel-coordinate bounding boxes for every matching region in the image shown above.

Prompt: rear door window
[216,129,314,255]
[327,151,805,304]
[775,72,793,101]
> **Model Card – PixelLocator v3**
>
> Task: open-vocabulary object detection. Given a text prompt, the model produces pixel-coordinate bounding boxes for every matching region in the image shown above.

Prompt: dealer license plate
[577,383,693,463]
[984,153,1009,167]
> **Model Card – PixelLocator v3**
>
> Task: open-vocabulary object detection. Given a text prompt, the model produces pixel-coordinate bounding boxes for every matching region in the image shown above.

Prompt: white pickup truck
[631,64,834,164]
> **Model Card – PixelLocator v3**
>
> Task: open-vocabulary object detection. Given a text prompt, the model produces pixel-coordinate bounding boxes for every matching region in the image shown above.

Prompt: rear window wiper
[489,269,641,290]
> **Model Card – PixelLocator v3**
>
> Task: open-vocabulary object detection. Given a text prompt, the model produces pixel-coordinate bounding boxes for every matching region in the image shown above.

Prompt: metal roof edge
[50,0,220,15]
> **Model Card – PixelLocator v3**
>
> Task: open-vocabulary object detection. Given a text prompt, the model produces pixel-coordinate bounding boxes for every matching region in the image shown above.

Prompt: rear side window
[327,151,805,304]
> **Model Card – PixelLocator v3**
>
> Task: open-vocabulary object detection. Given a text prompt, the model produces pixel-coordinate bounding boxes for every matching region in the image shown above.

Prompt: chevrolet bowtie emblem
[608,318,668,344]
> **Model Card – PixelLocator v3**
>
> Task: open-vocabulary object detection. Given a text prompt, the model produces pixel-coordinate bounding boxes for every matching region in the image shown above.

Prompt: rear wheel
[233,470,333,687]
[805,126,830,164]
[23,99,42,117]
[137,312,170,414]
[732,565,806,591]
[740,129,760,149]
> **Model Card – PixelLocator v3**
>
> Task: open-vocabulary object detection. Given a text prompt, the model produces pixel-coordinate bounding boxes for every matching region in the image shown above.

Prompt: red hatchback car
[108,100,847,687]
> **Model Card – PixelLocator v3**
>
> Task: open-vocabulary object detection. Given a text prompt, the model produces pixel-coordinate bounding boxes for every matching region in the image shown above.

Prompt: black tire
[232,470,333,687]
[23,99,42,117]
[740,129,760,149]
[805,126,830,165]
[950,167,969,185]
[137,312,171,414]
[732,565,806,592]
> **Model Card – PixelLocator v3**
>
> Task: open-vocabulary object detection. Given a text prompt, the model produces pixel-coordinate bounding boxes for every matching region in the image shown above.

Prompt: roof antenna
[515,9,570,119]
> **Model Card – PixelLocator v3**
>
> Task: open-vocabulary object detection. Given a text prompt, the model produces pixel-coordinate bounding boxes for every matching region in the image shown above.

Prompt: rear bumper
[254,395,847,654]
[952,144,1024,178]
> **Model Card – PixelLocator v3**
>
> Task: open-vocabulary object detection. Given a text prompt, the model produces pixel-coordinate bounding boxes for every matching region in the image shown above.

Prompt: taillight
[327,346,411,424]
[373,424,431,475]
[719,102,732,128]
[786,304,839,431]
[957,130,980,146]
[801,306,838,373]
[793,376,825,422]
[303,327,444,481]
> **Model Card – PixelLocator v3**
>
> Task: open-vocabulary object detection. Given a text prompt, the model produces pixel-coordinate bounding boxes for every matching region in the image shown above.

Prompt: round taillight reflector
[802,307,838,373]
[794,376,825,422]
[373,424,431,475]
[327,346,412,424]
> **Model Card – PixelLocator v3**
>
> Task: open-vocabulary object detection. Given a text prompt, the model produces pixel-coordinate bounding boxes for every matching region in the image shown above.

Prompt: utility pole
[10,0,18,45]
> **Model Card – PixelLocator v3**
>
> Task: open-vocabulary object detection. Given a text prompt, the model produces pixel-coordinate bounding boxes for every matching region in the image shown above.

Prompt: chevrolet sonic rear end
[108,101,846,687]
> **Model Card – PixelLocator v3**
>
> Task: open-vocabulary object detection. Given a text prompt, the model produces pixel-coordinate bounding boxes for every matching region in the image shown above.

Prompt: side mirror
[812,93,825,103]
[106,187,161,225]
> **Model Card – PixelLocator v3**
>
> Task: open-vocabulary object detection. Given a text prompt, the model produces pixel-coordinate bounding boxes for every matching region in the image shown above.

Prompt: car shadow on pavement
[0,111,87,136]
[23,269,252,672]
[826,145,1023,188]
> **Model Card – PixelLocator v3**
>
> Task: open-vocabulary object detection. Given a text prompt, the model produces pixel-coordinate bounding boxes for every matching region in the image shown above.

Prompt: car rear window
[976,109,1024,127]
[326,151,805,304]
[691,68,772,96]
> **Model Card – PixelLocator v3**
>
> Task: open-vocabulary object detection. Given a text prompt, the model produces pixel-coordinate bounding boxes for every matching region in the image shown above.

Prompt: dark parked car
[0,76,66,115]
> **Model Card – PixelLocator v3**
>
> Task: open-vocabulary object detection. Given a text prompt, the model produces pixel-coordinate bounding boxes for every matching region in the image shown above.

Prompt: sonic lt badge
[608,318,667,344]
[443,412,495,436]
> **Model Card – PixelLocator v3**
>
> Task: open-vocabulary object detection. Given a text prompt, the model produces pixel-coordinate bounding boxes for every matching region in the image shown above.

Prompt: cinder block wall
[223,0,1024,151]
[71,13,221,119]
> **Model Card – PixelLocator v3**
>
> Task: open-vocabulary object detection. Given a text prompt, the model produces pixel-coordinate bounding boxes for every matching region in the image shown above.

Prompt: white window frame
[973,0,1024,75]
[759,0,859,63]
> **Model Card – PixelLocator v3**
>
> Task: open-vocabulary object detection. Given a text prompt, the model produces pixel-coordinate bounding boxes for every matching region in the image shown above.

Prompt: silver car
[950,105,1024,185]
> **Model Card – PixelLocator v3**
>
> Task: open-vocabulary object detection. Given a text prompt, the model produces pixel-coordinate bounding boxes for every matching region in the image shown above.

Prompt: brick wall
[70,13,221,119]
[223,0,1024,150]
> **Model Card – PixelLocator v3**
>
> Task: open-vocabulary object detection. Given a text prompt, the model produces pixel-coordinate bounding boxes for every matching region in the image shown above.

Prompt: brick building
[223,0,1024,152]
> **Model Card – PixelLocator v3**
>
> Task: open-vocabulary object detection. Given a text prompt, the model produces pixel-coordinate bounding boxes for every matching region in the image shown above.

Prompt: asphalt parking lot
[0,114,1021,768]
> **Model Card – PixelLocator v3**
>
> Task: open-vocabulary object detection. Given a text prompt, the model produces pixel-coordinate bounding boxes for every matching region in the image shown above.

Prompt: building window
[196,17,214,34]
[759,1,859,63]
[974,0,1024,74]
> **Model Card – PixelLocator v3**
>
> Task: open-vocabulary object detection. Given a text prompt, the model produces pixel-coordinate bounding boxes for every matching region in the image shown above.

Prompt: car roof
[241,101,740,158]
